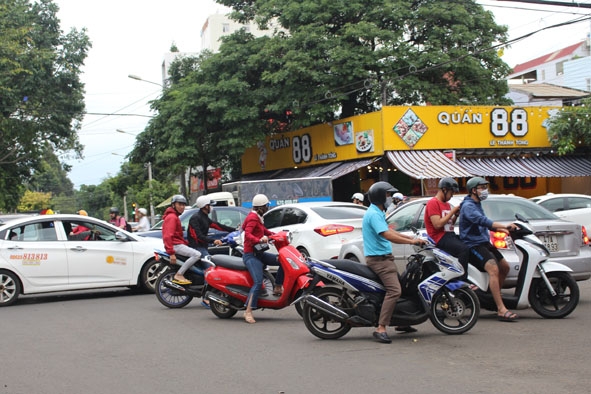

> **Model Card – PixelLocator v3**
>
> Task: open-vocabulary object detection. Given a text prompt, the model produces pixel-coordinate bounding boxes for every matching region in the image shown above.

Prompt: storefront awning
[241,157,380,181]
[386,150,472,179]
[457,156,591,177]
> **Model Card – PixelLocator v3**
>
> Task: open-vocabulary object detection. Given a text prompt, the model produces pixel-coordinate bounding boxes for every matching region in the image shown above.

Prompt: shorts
[469,243,504,272]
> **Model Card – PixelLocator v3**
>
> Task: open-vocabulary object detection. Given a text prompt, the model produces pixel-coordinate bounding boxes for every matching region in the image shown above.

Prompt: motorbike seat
[210,254,248,270]
[323,259,381,282]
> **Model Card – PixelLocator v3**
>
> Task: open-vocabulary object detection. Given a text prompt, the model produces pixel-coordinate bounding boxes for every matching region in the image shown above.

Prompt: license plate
[540,235,558,252]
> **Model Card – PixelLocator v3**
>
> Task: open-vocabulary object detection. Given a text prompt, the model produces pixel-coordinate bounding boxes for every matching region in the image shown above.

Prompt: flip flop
[172,278,192,285]
[498,310,518,322]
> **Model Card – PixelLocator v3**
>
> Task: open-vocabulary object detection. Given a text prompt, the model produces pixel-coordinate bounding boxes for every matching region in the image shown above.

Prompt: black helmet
[368,181,398,205]
[171,194,188,205]
[109,207,119,214]
[466,177,489,193]
[438,177,459,192]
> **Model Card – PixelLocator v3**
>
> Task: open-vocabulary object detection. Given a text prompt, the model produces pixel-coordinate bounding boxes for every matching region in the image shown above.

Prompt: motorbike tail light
[490,231,512,249]
[314,224,355,237]
[582,226,589,245]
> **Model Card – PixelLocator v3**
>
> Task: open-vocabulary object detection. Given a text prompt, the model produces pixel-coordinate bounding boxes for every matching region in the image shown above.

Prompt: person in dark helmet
[162,194,201,285]
[460,177,518,322]
[424,177,470,279]
[109,207,127,230]
[363,181,426,344]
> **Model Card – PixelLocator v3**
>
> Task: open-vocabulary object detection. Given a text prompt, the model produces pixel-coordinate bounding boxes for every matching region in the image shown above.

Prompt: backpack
[117,217,132,232]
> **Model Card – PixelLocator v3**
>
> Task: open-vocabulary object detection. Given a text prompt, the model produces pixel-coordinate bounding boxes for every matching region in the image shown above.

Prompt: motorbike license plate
[540,235,559,252]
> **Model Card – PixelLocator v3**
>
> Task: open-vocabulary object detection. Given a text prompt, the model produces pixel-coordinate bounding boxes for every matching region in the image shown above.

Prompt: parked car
[0,214,166,306]
[338,195,591,287]
[263,202,367,259]
[530,193,591,237]
[136,206,250,255]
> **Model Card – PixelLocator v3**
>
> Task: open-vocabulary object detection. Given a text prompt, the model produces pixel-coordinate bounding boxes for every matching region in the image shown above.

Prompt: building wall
[564,57,591,92]
[200,13,275,53]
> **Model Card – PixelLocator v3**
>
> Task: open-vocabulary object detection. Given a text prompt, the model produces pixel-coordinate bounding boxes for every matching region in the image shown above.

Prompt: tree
[0,0,90,211]
[215,0,512,122]
[546,98,591,155]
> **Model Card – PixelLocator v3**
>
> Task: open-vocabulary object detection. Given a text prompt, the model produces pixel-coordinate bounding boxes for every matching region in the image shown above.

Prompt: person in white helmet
[133,208,150,232]
[351,192,364,206]
[241,194,284,324]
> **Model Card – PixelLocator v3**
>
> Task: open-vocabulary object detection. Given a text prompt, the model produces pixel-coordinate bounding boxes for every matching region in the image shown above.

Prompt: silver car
[338,195,591,287]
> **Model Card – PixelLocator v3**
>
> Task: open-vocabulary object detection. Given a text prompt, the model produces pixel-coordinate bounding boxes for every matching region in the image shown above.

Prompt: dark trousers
[436,232,470,280]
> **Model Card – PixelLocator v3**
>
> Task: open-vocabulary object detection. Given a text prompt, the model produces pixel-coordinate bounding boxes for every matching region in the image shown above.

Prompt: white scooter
[468,213,579,319]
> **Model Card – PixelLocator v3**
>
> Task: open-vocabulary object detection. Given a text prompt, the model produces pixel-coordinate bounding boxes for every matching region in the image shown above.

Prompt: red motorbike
[203,231,317,319]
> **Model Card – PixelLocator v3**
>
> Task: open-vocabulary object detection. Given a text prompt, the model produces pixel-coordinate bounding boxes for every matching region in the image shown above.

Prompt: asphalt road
[1,280,590,394]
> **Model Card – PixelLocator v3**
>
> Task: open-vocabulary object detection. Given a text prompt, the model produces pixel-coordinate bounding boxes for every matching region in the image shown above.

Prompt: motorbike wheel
[209,289,238,319]
[302,287,351,340]
[429,287,480,335]
[155,271,193,308]
[529,272,579,319]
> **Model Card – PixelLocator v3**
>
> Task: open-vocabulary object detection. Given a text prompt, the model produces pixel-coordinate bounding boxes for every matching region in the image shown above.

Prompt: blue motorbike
[297,232,480,339]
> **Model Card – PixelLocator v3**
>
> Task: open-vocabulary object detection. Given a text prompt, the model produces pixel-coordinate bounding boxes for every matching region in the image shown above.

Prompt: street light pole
[128,74,164,87]
[147,162,155,226]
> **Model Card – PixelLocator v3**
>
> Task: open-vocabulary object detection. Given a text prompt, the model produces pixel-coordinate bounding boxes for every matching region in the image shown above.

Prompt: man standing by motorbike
[363,181,425,343]
[162,195,201,285]
[424,177,470,279]
[459,177,518,322]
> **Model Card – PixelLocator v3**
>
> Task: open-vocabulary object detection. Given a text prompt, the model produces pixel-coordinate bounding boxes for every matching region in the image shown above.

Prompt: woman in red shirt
[242,194,284,324]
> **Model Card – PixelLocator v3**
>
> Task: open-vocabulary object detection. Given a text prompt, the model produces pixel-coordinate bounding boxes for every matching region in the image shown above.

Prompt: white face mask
[384,196,393,210]
[478,189,489,201]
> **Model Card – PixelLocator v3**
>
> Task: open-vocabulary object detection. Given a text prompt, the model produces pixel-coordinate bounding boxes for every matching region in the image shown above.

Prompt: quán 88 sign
[490,108,528,137]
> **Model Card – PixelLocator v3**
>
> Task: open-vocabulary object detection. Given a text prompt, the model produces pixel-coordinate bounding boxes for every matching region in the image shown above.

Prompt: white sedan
[0,214,164,306]
[530,193,591,236]
[263,202,367,259]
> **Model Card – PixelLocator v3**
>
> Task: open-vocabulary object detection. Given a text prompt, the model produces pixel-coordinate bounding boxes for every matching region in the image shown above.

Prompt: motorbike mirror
[515,213,528,223]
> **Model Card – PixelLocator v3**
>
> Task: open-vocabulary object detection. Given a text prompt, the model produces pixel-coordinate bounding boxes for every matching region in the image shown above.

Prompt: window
[280,208,307,226]
[568,197,591,210]
[8,221,57,242]
[556,61,564,76]
[264,209,283,228]
[214,209,243,228]
[64,220,116,241]
[222,23,230,33]
[387,203,423,232]
[539,198,565,213]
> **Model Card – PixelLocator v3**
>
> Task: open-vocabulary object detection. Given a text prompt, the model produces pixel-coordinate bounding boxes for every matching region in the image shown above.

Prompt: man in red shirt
[424,177,470,278]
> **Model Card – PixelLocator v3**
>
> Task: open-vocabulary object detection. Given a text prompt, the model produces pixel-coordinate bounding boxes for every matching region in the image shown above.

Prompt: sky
[54,0,591,189]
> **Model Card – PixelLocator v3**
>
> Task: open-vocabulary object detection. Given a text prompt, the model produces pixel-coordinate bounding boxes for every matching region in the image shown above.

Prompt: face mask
[384,196,393,210]
[478,189,489,201]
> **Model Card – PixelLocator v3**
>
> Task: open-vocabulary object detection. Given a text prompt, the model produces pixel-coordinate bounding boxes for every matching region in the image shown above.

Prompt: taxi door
[62,220,135,287]
[0,219,69,290]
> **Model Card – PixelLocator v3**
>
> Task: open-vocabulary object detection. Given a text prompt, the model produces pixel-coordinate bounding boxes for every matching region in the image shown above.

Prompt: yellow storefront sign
[242,106,558,174]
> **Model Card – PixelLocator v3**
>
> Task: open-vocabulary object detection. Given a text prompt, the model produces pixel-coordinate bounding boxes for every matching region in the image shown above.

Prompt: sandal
[244,311,256,324]
[273,286,283,297]
[498,310,518,322]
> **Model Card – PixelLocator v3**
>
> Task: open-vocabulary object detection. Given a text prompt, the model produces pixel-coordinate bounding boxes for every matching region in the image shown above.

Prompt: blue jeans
[243,251,284,309]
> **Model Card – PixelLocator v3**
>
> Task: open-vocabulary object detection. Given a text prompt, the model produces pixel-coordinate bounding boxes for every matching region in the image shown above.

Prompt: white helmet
[252,194,270,207]
[393,192,404,201]
[195,195,215,209]
[138,208,148,216]
[351,192,364,202]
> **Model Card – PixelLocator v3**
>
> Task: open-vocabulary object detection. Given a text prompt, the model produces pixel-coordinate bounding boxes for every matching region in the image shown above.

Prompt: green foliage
[17,190,52,212]
[546,98,591,155]
[0,0,90,211]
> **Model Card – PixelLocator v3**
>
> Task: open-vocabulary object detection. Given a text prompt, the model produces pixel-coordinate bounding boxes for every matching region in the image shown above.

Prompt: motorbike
[468,213,580,319]
[204,230,317,319]
[153,231,243,309]
[297,232,480,340]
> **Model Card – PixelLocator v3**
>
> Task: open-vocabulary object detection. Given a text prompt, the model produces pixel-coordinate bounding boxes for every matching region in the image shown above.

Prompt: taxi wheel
[139,259,161,293]
[0,270,21,307]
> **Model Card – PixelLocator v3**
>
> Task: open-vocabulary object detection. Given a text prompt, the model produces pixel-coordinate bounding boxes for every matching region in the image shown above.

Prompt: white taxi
[0,214,164,306]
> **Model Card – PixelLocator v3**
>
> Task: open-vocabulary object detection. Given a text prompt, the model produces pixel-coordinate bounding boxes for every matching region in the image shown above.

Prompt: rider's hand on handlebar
[412,238,427,246]
[260,236,269,244]
[213,239,223,246]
